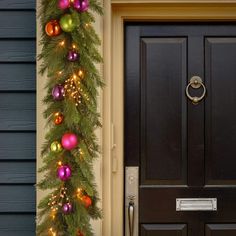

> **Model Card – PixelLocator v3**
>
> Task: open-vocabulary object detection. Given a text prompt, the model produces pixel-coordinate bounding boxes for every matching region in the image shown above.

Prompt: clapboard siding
[0,40,36,62]
[0,93,35,131]
[0,0,35,10]
[0,133,35,160]
[0,215,35,236]
[0,186,35,212]
[0,162,35,184]
[0,1,36,234]
[0,64,36,91]
[0,11,35,38]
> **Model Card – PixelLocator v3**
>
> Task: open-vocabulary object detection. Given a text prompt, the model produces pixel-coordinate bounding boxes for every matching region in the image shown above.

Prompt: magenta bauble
[58,0,70,10]
[52,85,65,100]
[57,165,72,181]
[73,0,89,12]
[61,133,78,150]
[67,50,80,62]
[62,203,73,214]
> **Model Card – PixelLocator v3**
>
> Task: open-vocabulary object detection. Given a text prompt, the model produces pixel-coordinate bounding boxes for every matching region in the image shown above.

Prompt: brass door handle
[186,76,206,104]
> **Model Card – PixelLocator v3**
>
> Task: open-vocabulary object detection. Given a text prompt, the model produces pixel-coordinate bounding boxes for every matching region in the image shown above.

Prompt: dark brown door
[125,23,236,236]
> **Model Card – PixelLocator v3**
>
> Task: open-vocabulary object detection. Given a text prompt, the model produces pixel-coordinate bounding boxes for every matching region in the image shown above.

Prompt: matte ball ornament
[62,203,73,214]
[54,112,64,125]
[61,133,78,150]
[58,0,70,10]
[50,141,63,153]
[67,50,80,62]
[57,165,71,181]
[73,0,89,12]
[52,85,65,100]
[60,14,76,32]
[45,20,61,37]
[82,195,92,208]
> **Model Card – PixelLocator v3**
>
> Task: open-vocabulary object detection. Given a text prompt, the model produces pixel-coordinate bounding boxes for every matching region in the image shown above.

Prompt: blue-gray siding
[0,0,36,235]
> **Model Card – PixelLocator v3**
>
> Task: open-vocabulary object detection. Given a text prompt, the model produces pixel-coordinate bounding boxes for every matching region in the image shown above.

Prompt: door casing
[103,1,236,236]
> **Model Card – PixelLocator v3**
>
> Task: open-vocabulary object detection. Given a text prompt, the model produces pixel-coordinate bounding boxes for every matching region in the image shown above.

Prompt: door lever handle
[128,197,135,236]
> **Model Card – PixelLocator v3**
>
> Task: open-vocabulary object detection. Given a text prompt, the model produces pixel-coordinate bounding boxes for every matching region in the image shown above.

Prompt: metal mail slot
[176,198,217,211]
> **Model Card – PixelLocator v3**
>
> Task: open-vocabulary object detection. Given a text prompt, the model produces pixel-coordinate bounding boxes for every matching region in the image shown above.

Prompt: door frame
[103,1,236,235]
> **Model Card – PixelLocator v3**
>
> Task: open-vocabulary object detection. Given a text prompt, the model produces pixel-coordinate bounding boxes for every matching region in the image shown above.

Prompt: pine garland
[37,0,103,235]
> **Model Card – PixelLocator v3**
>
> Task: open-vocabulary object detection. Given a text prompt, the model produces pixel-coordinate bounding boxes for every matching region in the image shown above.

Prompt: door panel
[140,38,187,185]
[206,224,236,236]
[205,37,236,185]
[141,224,187,236]
[125,24,236,236]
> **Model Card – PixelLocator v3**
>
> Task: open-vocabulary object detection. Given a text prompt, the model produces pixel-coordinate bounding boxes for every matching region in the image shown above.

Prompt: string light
[58,161,62,166]
[59,40,65,47]
[64,74,83,106]
[49,228,57,236]
[77,188,83,199]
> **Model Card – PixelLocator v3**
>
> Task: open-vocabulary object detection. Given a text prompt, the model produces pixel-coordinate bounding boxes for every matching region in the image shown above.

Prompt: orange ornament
[82,195,92,208]
[53,112,64,125]
[77,230,84,236]
[45,20,61,37]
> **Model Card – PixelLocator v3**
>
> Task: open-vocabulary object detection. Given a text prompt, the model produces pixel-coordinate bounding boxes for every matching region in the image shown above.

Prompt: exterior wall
[37,1,236,235]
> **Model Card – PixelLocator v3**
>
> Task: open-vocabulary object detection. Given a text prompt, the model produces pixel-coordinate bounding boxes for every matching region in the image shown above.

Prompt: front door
[125,23,236,236]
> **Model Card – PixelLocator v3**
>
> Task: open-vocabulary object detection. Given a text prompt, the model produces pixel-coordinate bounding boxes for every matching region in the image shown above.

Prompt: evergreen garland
[37,0,103,235]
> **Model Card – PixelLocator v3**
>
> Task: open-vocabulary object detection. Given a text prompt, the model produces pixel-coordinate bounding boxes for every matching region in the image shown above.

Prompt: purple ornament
[52,85,65,100]
[58,0,70,10]
[62,203,73,214]
[61,133,78,150]
[57,165,71,181]
[73,0,89,12]
[67,50,80,62]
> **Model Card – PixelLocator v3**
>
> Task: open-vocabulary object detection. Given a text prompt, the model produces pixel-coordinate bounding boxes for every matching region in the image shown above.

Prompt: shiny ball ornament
[67,50,80,62]
[77,230,84,236]
[52,85,65,100]
[45,20,61,37]
[54,112,64,125]
[61,133,78,150]
[73,0,89,12]
[50,141,63,153]
[60,14,76,32]
[58,0,70,10]
[82,195,92,208]
[57,165,71,181]
[62,203,73,214]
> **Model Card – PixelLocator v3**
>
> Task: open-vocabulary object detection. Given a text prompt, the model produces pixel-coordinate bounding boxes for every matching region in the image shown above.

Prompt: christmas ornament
[67,50,80,62]
[57,165,72,181]
[62,203,73,214]
[54,112,64,125]
[82,195,92,208]
[50,141,63,153]
[58,0,70,10]
[45,20,61,37]
[52,85,65,100]
[74,0,89,12]
[61,133,78,150]
[60,14,76,32]
[77,230,84,236]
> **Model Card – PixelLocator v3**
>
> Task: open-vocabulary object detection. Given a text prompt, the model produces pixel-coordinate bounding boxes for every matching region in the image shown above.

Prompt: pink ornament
[73,0,89,12]
[57,165,71,181]
[61,133,78,150]
[58,0,70,10]
[62,203,73,214]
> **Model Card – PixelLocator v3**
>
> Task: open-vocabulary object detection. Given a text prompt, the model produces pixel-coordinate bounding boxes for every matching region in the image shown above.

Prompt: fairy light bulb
[59,40,65,46]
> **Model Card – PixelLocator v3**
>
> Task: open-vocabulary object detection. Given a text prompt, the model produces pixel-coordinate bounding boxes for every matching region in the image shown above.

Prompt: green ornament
[60,14,76,32]
[50,141,63,153]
